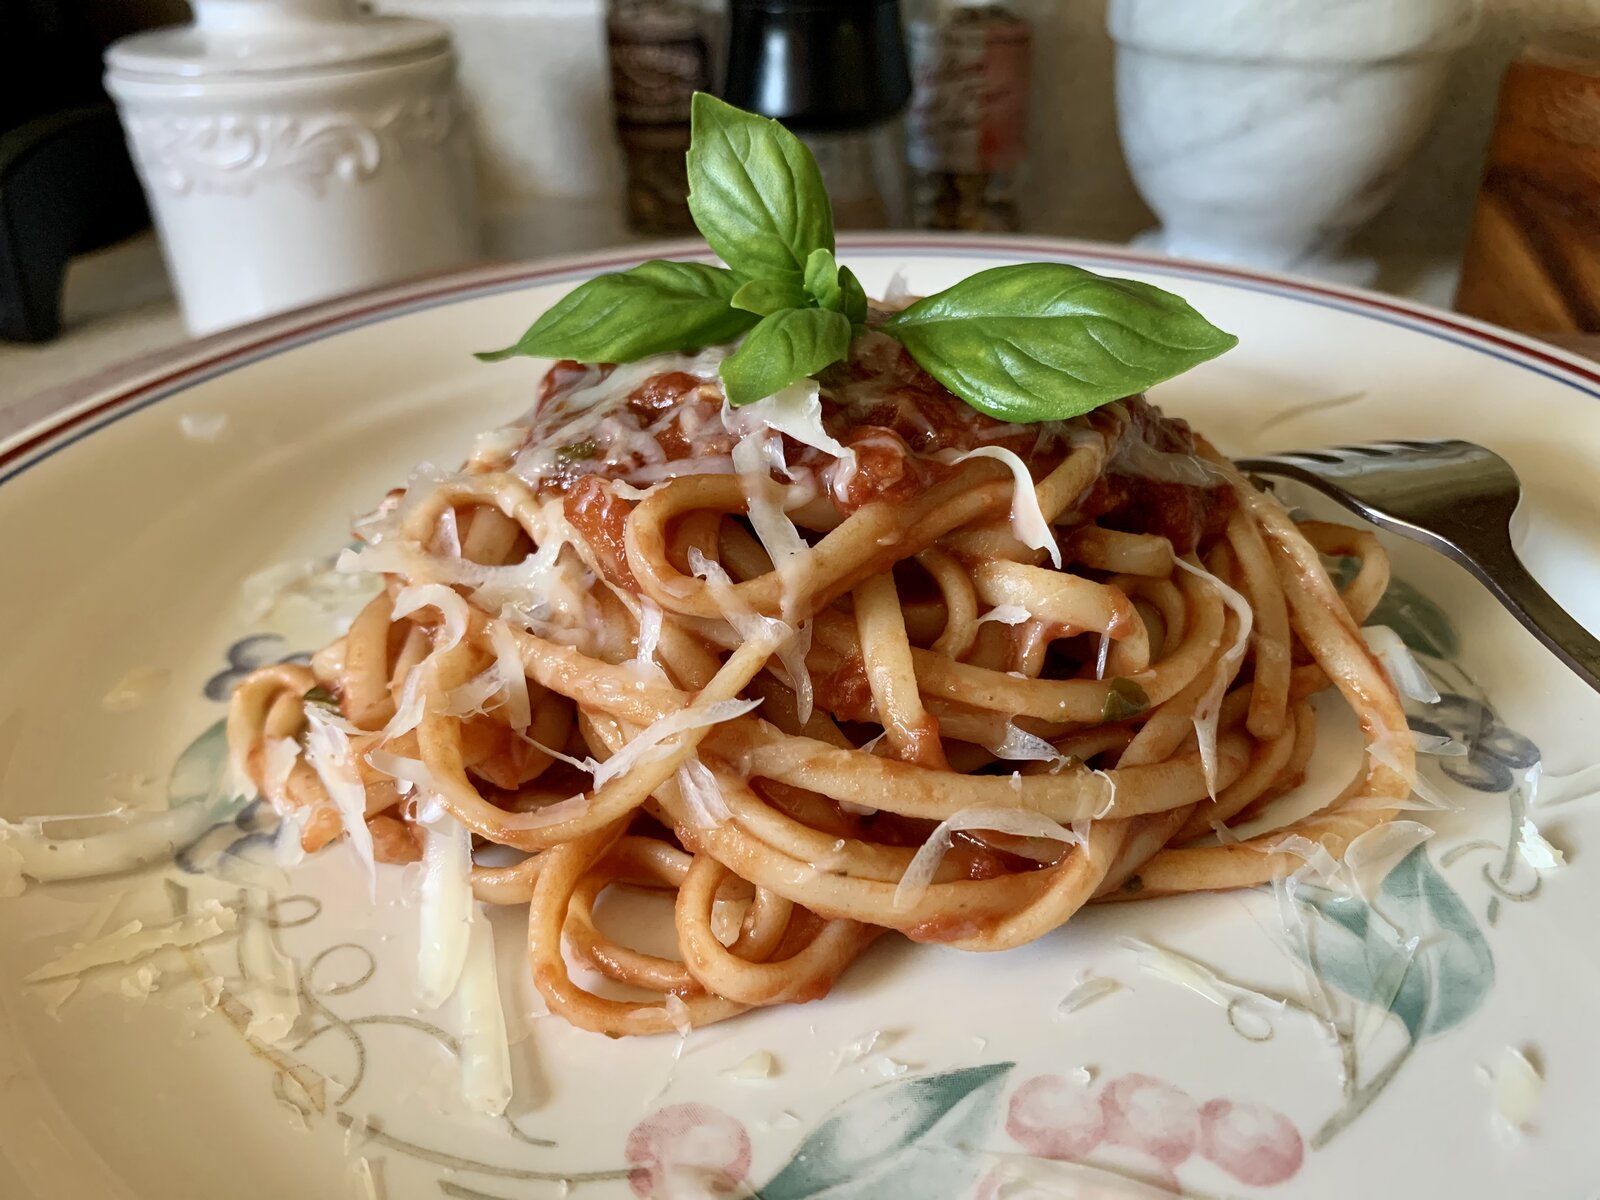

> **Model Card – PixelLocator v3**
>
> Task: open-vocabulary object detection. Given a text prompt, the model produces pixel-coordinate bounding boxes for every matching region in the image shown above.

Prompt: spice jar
[606,0,710,236]
[905,0,1032,232]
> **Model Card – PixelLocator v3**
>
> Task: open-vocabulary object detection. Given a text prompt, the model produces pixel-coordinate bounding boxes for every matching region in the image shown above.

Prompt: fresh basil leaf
[1101,677,1150,722]
[687,93,834,283]
[732,276,810,317]
[720,306,853,407]
[881,262,1239,422]
[303,685,338,709]
[804,248,842,311]
[475,259,756,363]
[837,264,869,326]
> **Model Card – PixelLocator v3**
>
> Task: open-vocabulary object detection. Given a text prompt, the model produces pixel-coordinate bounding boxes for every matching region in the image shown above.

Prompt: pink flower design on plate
[1198,1098,1304,1186]
[627,1103,752,1199]
[1097,1074,1200,1167]
[1005,1074,1105,1160]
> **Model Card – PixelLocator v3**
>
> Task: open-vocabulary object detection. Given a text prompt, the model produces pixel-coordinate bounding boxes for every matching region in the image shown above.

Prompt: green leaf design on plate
[168,718,231,805]
[758,1063,1014,1200]
[1367,578,1461,661]
[1297,847,1492,1041]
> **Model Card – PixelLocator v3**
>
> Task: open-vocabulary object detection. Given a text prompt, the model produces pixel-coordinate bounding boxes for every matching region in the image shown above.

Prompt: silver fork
[1234,438,1600,696]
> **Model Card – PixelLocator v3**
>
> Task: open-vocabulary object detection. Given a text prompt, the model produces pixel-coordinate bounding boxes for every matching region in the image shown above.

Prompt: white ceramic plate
[3,237,1599,1200]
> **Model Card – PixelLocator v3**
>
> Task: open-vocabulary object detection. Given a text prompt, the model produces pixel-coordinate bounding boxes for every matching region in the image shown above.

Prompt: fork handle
[1460,546,1600,697]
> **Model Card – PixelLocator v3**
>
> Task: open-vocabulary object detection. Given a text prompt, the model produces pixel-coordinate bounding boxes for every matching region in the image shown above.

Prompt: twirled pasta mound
[229,327,1411,1036]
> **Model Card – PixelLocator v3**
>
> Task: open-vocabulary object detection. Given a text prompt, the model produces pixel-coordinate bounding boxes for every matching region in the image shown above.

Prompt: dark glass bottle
[722,0,913,229]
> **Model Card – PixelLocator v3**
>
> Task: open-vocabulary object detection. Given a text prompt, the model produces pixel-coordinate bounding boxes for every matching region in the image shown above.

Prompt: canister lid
[106,0,449,82]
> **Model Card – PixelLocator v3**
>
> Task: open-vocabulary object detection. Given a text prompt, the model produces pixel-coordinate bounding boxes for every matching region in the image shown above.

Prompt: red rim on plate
[6,234,1598,488]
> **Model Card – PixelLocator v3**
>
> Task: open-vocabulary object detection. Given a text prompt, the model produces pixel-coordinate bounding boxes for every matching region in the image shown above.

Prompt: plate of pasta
[2,98,1600,1200]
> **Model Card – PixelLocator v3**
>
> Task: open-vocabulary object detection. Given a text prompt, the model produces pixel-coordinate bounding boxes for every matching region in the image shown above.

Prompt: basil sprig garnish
[480,93,1237,420]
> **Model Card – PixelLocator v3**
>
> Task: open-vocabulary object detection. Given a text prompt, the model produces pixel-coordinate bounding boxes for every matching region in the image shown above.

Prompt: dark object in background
[722,0,913,228]
[905,0,1031,232]
[607,1,710,236]
[0,0,165,343]
[1455,35,1600,335]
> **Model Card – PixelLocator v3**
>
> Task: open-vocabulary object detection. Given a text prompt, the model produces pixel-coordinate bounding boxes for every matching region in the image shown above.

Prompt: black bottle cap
[722,0,912,133]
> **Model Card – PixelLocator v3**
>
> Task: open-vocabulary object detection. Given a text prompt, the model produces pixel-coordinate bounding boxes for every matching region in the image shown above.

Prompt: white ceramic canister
[1109,0,1481,280]
[106,0,481,336]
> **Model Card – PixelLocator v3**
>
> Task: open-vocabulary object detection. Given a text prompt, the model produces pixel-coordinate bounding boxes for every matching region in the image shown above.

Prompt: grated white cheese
[303,708,378,898]
[488,619,533,729]
[1120,937,1284,1038]
[730,429,811,614]
[675,758,732,830]
[417,800,473,1009]
[1413,731,1467,757]
[237,889,301,1044]
[721,378,855,465]
[1517,819,1566,871]
[633,600,666,681]
[952,446,1061,568]
[101,666,171,713]
[364,750,437,798]
[380,667,427,743]
[894,808,1084,910]
[1492,1046,1542,1134]
[1362,625,1442,704]
[1172,556,1253,798]
[1055,973,1122,1017]
[440,670,502,719]
[1367,729,1450,810]
[25,907,238,982]
[688,548,812,721]
[724,1050,778,1081]
[456,905,513,1115]
[391,585,470,656]
[273,805,308,868]
[987,724,1067,764]
[1342,820,1435,902]
[591,698,762,791]
[119,963,162,999]
[0,794,245,888]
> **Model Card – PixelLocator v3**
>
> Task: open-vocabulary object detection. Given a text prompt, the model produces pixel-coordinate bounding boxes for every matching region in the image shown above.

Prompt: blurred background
[5,0,1600,400]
